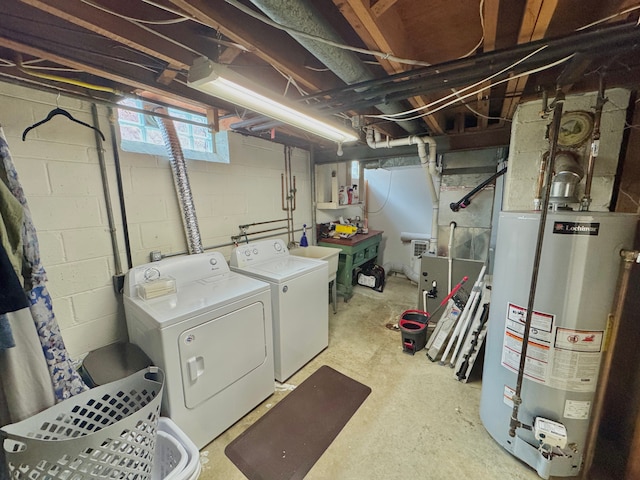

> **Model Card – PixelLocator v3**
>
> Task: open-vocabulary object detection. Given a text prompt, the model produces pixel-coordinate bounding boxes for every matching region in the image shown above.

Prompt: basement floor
[197,274,541,480]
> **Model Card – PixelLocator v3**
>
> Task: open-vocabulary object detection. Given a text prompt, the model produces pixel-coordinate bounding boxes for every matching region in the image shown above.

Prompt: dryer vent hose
[156,108,203,254]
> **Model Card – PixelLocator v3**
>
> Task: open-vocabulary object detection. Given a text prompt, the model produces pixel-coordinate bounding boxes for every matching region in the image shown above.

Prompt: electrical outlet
[150,250,162,262]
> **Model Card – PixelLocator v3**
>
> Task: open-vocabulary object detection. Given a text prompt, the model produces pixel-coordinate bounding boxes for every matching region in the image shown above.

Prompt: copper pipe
[533,151,549,211]
[581,75,606,211]
[281,173,287,211]
[583,249,638,476]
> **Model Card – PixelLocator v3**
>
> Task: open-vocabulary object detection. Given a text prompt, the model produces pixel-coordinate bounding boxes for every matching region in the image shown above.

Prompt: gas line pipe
[509,88,565,438]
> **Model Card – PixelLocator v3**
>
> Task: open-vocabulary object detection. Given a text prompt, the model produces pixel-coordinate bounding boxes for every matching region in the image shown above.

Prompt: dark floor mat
[225,365,371,480]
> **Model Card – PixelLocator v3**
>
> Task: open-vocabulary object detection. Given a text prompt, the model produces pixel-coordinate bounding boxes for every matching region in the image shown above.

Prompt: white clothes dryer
[230,239,328,382]
[123,251,274,449]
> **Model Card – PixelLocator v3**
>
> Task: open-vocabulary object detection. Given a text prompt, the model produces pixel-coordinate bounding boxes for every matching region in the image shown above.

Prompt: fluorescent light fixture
[187,57,358,144]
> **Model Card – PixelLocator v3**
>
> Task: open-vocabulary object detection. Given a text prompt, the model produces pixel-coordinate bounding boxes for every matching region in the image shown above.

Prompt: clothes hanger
[22,102,106,142]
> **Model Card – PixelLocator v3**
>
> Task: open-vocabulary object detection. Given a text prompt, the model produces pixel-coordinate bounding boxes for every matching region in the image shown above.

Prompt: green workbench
[318,230,383,301]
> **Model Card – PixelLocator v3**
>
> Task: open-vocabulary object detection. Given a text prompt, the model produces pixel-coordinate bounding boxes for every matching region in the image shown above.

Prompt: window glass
[117,99,229,163]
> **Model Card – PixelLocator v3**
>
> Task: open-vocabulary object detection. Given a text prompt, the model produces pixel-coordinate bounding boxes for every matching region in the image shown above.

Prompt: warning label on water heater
[501,303,554,384]
[501,303,603,392]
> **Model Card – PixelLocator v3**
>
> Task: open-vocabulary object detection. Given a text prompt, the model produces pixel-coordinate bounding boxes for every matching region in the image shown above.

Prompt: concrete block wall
[503,88,630,211]
[0,81,312,358]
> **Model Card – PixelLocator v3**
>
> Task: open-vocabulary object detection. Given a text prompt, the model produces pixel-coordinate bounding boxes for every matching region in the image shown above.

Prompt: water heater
[480,211,637,478]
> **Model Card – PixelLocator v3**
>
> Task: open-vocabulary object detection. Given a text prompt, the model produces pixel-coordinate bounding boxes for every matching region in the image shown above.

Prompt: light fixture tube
[187,57,358,144]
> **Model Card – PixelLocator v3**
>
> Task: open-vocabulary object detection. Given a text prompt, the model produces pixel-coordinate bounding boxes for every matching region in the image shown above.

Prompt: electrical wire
[461,99,513,122]
[459,0,486,59]
[0,62,83,73]
[225,0,636,71]
[140,0,211,28]
[77,0,206,58]
[369,53,575,122]
[576,4,640,31]
[366,45,549,120]
[366,169,393,214]
[224,0,435,67]
[80,0,189,25]
[14,54,119,94]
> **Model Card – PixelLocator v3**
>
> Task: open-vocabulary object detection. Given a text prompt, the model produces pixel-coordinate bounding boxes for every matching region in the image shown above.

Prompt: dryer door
[178,301,268,409]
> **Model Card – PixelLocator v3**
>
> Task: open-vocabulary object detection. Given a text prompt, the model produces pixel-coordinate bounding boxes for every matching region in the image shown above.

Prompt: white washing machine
[230,239,329,382]
[123,251,274,449]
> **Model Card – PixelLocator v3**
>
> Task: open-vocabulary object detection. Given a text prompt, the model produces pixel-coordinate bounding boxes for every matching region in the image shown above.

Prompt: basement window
[116,99,229,163]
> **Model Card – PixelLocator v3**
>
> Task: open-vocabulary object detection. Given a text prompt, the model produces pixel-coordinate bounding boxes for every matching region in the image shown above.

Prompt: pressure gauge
[557,111,594,147]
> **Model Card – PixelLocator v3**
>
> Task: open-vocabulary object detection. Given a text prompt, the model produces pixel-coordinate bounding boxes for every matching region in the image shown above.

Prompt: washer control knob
[245,249,251,257]
[274,242,282,252]
[209,257,218,266]
[282,285,288,293]
[253,248,258,255]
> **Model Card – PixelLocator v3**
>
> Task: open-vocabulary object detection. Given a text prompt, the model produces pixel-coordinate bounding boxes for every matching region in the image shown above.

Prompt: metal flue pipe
[156,107,204,255]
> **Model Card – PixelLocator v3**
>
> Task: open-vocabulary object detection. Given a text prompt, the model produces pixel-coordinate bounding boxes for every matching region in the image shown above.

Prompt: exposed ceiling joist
[0,0,638,151]
[500,0,559,120]
[19,0,195,70]
[334,0,445,134]
[167,0,343,94]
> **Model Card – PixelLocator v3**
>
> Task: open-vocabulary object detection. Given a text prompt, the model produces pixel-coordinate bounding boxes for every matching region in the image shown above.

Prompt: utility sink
[290,245,342,314]
[290,246,340,280]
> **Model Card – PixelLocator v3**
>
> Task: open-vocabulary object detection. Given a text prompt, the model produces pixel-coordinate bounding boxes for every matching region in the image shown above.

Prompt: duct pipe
[366,128,440,253]
[156,107,204,255]
[399,232,431,243]
[383,263,419,284]
[247,0,421,135]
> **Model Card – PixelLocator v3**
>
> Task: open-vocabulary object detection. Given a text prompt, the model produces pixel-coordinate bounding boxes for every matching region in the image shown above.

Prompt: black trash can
[399,310,430,355]
[79,342,152,387]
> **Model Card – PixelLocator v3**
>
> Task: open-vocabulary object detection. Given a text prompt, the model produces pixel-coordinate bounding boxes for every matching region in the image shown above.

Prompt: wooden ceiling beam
[474,0,501,128]
[371,0,400,18]
[499,0,559,121]
[0,11,233,113]
[166,0,341,93]
[335,0,445,135]
[19,0,196,70]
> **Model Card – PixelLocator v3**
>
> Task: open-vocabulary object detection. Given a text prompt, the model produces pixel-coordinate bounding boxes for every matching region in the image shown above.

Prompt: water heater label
[501,303,555,384]
[563,400,591,420]
[552,221,600,236]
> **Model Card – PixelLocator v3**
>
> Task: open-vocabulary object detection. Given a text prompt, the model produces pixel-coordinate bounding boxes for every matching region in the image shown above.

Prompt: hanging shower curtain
[0,126,87,402]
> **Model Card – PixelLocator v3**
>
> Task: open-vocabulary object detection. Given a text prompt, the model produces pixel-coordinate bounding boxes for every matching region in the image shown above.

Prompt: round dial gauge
[557,111,594,147]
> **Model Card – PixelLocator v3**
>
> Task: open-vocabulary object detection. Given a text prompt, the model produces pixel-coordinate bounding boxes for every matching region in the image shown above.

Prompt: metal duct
[156,108,204,255]
[247,0,422,134]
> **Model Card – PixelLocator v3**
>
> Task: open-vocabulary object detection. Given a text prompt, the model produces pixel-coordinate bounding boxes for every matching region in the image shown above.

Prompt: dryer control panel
[230,239,289,268]
[124,251,230,297]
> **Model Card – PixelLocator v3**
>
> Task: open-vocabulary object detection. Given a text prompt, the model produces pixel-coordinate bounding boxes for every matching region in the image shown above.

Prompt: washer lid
[125,271,270,326]
[233,255,326,283]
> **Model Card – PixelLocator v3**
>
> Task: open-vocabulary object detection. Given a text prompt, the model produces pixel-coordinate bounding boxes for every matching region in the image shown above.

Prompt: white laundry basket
[152,431,187,480]
[155,418,201,480]
[1,367,164,480]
